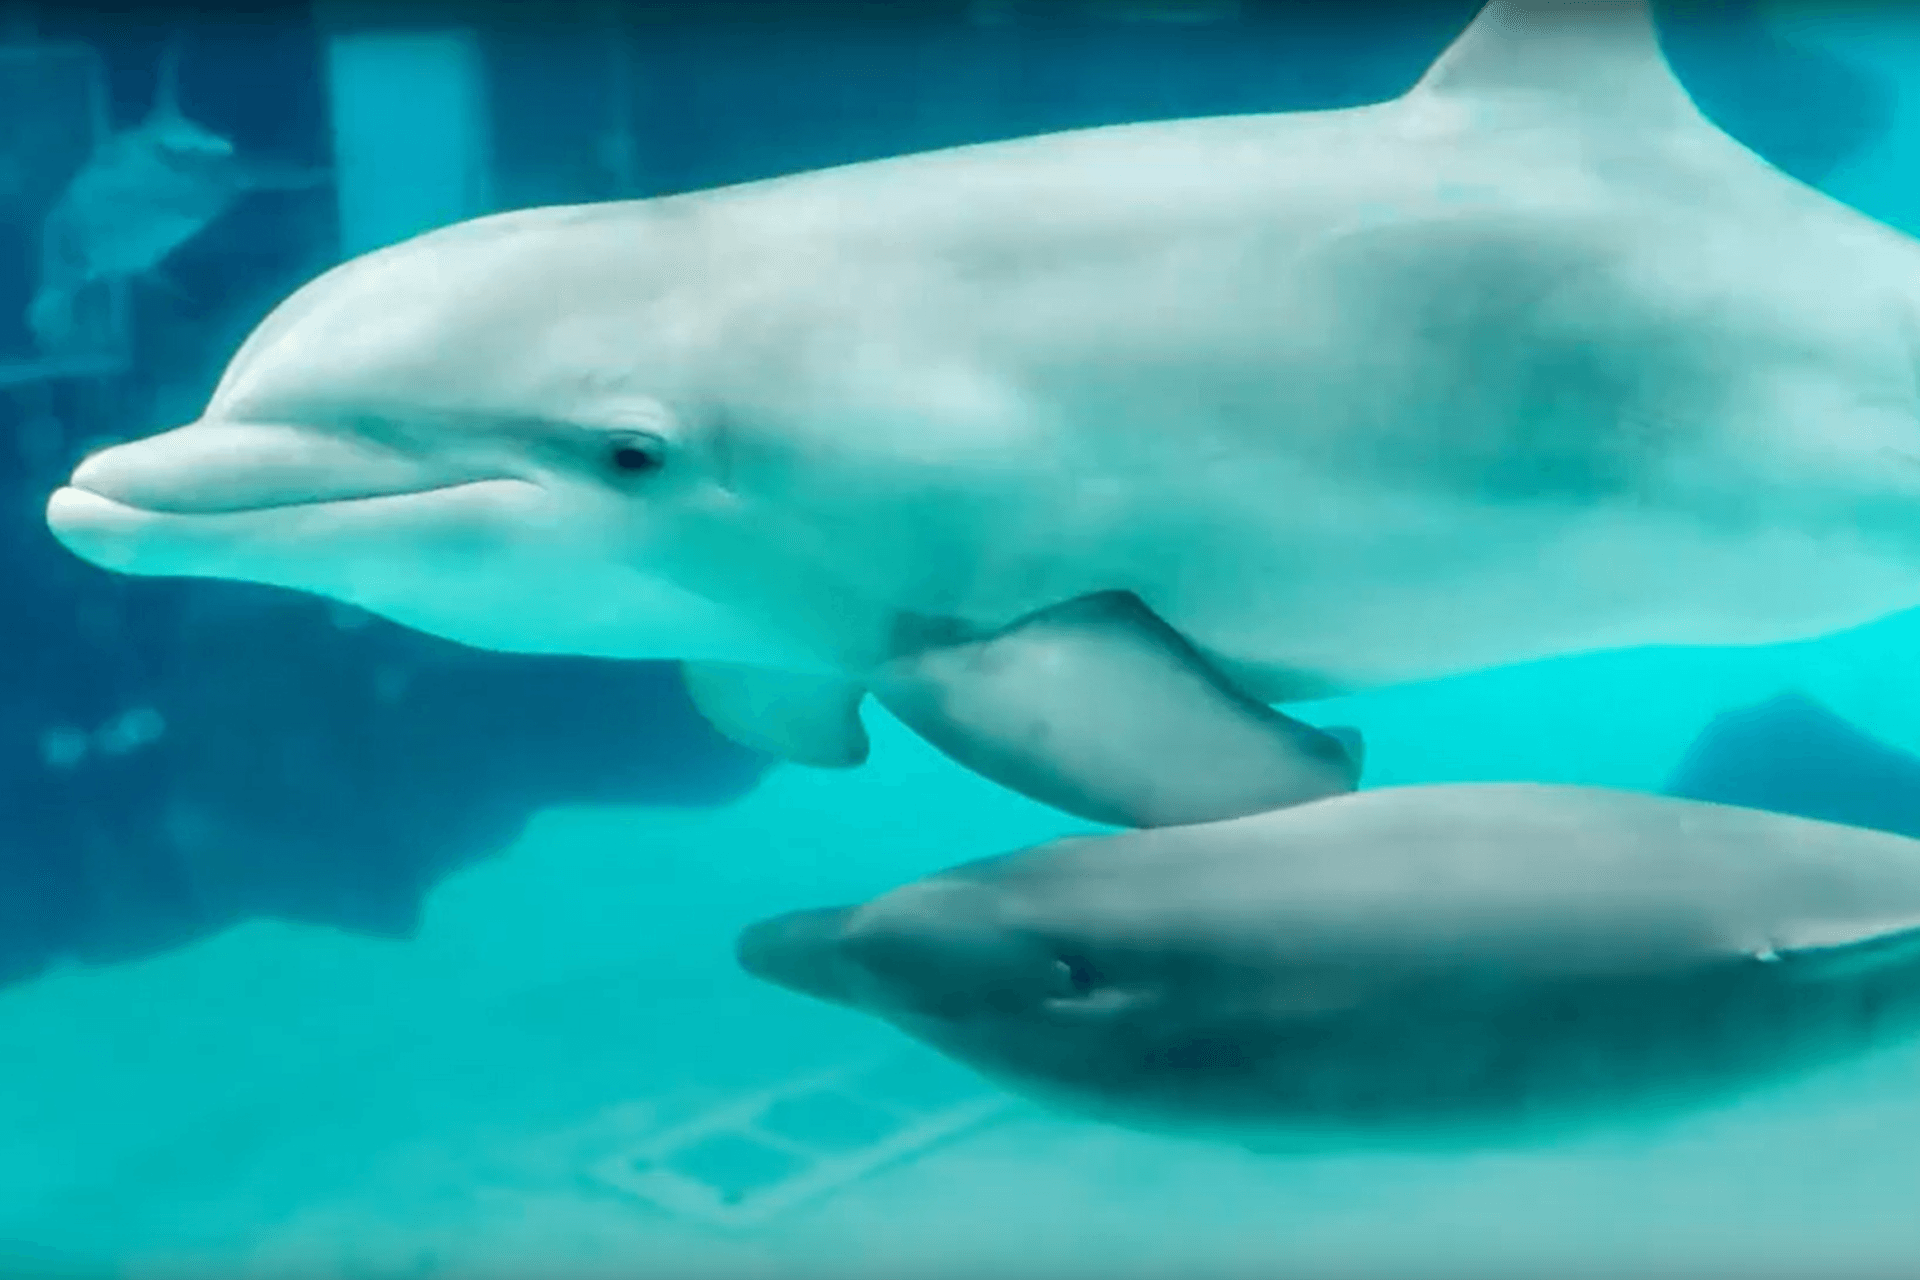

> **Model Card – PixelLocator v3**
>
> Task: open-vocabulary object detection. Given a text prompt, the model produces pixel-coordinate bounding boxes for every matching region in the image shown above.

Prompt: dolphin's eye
[606,431,666,476]
[1051,955,1098,999]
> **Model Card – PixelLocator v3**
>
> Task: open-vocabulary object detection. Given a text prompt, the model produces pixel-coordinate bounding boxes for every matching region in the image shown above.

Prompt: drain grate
[586,1052,1011,1228]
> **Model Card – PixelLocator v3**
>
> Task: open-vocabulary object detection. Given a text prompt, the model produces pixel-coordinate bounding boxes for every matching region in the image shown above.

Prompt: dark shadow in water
[0,567,774,992]
[1665,691,1920,840]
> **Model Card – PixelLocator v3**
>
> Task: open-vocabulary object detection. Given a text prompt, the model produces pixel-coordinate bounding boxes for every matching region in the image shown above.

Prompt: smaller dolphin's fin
[1406,0,1704,132]
[682,662,870,769]
[867,592,1360,829]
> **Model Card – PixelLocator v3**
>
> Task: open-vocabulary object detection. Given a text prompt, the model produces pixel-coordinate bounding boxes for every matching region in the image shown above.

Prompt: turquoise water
[9,3,1920,1276]
[10,619,1920,1276]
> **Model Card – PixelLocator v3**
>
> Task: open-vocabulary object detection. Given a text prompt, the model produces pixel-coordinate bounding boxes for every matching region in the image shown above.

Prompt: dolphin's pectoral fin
[681,662,870,769]
[867,591,1361,829]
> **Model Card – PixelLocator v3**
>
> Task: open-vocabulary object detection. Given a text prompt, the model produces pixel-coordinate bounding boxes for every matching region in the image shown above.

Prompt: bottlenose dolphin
[738,784,1920,1150]
[27,31,330,351]
[43,0,1920,827]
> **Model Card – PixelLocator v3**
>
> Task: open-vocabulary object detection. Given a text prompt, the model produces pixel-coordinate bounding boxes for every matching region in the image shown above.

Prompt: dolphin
[27,30,331,351]
[42,0,1920,828]
[738,783,1920,1150]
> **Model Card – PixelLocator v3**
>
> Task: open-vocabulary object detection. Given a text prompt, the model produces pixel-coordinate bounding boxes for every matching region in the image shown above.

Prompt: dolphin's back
[1013,784,1920,974]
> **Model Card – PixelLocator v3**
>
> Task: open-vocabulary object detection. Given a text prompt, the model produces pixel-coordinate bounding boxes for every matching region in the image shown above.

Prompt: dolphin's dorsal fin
[149,30,188,125]
[1405,0,1704,131]
[138,29,239,159]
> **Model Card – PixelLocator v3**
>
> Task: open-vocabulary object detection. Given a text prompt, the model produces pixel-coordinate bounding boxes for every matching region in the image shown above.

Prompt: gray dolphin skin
[46,0,1920,827]
[738,784,1920,1150]
[866,592,1362,828]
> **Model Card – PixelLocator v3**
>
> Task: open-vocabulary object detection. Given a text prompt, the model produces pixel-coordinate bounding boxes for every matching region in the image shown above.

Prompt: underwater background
[6,0,1920,1275]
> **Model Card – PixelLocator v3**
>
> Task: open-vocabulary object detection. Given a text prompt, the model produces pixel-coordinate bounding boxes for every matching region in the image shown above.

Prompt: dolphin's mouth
[59,419,519,517]
[44,477,546,580]
[53,476,501,518]
[44,418,534,575]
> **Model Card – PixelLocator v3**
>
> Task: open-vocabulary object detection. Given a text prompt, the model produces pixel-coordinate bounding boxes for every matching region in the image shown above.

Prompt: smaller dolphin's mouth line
[61,477,514,518]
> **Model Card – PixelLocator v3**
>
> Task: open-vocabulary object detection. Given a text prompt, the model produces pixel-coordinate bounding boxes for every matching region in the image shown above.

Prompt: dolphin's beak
[44,419,523,578]
[736,905,861,1007]
[41,419,780,664]
[57,420,474,517]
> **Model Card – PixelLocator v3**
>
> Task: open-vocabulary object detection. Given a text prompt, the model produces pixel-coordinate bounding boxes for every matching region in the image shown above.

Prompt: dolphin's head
[736,837,1291,1130]
[45,204,812,665]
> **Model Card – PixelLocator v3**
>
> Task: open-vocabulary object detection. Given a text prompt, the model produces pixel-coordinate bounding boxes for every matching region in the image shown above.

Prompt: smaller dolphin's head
[45,206,805,666]
[737,843,1283,1129]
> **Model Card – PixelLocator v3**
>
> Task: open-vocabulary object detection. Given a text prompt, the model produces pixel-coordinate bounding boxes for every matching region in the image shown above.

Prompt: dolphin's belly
[1144,496,1920,698]
[1138,959,1920,1148]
